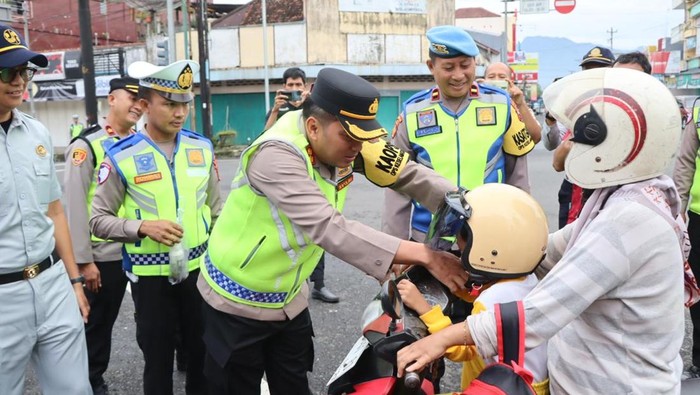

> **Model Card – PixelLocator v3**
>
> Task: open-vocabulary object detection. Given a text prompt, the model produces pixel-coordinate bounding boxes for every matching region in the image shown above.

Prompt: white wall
[274,24,307,65]
[385,34,422,64]
[347,34,384,64]
[210,28,240,69]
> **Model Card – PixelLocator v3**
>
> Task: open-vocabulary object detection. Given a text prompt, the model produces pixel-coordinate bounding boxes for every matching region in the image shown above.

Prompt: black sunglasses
[0,67,37,83]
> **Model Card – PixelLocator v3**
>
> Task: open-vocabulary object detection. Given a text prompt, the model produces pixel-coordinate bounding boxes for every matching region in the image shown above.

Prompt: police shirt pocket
[33,161,52,204]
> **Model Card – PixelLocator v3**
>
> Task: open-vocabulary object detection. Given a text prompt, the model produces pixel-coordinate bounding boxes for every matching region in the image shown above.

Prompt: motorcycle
[327,265,454,395]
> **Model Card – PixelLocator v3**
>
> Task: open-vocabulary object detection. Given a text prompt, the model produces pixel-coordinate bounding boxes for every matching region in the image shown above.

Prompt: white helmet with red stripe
[543,68,681,189]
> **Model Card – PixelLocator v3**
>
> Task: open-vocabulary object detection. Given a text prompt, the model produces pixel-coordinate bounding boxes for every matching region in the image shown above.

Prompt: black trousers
[688,211,700,367]
[309,253,325,289]
[202,302,314,395]
[557,179,573,229]
[84,260,128,388]
[131,270,206,395]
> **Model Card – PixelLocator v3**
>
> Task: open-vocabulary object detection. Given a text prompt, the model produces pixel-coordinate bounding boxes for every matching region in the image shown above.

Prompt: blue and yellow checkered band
[140,77,188,94]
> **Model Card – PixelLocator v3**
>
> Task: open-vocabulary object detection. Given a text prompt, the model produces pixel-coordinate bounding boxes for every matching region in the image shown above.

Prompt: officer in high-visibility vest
[673,100,700,379]
[64,77,142,395]
[70,114,85,138]
[198,67,468,395]
[90,60,222,394]
[382,26,534,245]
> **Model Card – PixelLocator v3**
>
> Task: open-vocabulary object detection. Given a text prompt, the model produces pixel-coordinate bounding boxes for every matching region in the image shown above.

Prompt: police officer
[90,60,222,395]
[64,76,142,395]
[382,26,534,245]
[674,98,700,379]
[70,114,85,138]
[198,67,467,395]
[0,24,91,395]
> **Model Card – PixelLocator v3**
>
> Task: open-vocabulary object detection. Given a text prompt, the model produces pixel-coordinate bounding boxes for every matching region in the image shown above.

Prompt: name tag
[415,125,442,138]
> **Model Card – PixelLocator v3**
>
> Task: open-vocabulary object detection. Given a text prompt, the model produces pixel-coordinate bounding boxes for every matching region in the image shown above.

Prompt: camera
[281,90,303,102]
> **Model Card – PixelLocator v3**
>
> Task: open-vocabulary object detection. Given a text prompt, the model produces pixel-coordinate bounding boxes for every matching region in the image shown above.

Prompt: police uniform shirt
[0,109,62,272]
[63,122,125,264]
[89,135,223,244]
[197,139,456,321]
[382,88,530,241]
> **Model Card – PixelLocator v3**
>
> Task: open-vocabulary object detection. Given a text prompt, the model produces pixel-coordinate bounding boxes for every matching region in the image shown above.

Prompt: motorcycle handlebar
[404,372,421,389]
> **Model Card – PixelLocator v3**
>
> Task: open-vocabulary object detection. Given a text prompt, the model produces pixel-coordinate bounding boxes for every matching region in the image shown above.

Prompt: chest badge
[476,107,497,126]
[133,153,157,175]
[35,144,47,157]
[186,148,205,167]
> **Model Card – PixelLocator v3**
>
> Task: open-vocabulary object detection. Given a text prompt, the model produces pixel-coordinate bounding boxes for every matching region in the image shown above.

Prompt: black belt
[0,251,59,285]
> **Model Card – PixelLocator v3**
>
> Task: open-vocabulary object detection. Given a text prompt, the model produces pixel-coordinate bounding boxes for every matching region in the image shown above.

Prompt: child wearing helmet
[398,183,550,394]
[397,68,688,394]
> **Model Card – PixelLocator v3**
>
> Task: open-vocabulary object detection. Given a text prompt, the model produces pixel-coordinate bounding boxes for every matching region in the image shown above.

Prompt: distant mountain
[519,36,634,88]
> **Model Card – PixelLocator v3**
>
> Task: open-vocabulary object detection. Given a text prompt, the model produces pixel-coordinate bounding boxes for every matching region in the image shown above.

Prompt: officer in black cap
[580,46,616,69]
[64,75,143,395]
[198,67,468,394]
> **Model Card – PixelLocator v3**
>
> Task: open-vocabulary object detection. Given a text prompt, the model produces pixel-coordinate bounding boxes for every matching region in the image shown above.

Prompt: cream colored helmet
[543,68,681,189]
[460,183,548,279]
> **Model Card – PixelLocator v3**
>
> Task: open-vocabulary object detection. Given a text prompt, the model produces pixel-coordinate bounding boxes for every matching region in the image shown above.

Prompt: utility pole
[502,0,517,62]
[78,0,98,126]
[607,27,618,51]
[196,0,212,139]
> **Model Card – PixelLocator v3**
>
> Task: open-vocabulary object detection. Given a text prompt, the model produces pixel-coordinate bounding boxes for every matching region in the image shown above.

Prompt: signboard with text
[33,52,65,82]
[338,0,426,14]
[519,0,549,14]
[507,51,539,83]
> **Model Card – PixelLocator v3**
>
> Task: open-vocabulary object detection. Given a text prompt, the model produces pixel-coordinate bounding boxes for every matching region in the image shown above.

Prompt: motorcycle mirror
[380,280,404,321]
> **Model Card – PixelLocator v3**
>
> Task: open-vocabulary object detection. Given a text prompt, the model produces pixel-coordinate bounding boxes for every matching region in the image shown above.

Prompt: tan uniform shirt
[64,126,123,263]
[198,140,456,321]
[89,135,222,245]
[673,121,698,213]
[382,91,530,241]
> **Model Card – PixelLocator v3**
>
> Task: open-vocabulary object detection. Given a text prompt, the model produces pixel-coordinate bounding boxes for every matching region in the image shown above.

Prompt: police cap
[109,76,140,94]
[310,67,387,141]
[0,25,47,69]
[427,26,478,58]
[127,60,199,103]
[579,46,615,67]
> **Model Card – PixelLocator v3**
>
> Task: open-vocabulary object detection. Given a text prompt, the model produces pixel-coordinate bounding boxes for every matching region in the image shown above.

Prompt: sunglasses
[0,67,37,83]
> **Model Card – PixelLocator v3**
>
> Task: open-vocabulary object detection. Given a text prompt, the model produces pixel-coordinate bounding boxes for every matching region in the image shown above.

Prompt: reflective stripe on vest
[690,106,700,214]
[71,123,84,138]
[84,129,122,243]
[203,111,348,308]
[404,88,509,233]
[107,130,214,276]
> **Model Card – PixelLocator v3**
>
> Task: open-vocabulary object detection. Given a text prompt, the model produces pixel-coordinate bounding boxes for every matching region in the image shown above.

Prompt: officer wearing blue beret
[382,26,536,391]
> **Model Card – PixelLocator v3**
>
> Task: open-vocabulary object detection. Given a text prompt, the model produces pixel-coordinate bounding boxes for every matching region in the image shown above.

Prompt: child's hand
[397,279,431,315]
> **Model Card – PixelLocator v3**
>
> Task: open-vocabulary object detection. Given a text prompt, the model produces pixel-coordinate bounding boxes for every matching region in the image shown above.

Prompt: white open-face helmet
[543,68,681,189]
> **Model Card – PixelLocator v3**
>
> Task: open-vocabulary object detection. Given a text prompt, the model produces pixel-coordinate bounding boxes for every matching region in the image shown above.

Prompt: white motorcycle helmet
[543,68,681,189]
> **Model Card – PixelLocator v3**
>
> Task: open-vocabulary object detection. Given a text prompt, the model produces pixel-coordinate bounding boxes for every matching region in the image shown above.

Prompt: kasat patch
[71,148,88,166]
[134,153,157,174]
[476,107,497,126]
[417,109,436,128]
[336,174,353,191]
[97,163,111,184]
[134,172,163,184]
[186,148,205,167]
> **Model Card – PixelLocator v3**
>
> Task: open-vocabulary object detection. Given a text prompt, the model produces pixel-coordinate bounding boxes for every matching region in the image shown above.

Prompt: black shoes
[311,287,339,303]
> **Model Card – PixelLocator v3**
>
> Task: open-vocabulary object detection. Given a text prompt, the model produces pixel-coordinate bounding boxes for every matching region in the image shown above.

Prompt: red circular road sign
[554,0,576,14]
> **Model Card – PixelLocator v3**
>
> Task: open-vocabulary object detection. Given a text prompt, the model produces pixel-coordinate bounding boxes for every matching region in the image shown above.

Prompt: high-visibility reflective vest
[70,123,84,138]
[404,85,510,233]
[203,111,349,308]
[106,130,214,276]
[689,106,700,215]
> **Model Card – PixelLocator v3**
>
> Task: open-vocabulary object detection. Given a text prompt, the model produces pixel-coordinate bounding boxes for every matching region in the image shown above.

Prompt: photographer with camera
[263,67,309,131]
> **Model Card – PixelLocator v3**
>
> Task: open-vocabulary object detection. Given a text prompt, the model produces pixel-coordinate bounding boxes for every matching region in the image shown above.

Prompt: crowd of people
[1,18,699,395]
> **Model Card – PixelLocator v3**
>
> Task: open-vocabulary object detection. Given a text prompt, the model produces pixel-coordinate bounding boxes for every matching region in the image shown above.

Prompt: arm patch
[357,139,409,187]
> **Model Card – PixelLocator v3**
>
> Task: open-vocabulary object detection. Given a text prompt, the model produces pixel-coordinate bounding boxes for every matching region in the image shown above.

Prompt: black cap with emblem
[310,67,387,141]
[109,77,140,94]
[0,24,47,68]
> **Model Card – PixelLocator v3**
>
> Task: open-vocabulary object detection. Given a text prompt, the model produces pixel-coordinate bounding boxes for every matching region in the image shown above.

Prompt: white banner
[338,0,426,14]
[519,0,549,14]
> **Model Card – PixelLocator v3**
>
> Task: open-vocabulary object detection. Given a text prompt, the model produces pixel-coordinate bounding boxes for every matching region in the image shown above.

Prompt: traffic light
[156,39,169,66]
[13,0,24,15]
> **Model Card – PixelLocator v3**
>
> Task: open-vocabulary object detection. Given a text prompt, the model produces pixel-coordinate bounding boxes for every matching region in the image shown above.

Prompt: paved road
[25,139,691,394]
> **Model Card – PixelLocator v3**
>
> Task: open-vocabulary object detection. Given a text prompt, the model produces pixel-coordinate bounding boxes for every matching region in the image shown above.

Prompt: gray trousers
[0,261,91,395]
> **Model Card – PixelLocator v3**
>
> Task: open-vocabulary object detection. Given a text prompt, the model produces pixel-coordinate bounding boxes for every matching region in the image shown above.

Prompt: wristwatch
[70,275,86,285]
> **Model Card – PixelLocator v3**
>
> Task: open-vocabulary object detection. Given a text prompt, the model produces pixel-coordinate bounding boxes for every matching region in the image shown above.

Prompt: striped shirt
[468,182,685,394]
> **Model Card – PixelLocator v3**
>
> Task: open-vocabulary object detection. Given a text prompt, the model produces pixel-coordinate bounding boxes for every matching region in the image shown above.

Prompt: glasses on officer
[0,66,37,83]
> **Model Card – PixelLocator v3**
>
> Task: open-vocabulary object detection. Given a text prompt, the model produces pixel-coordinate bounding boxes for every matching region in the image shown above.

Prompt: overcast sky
[455,0,684,51]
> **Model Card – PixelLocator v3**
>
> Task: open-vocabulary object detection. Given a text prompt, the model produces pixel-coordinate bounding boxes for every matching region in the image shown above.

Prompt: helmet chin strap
[466,272,496,297]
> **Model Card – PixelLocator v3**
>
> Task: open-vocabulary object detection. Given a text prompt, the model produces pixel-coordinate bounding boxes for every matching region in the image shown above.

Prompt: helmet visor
[426,188,471,251]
